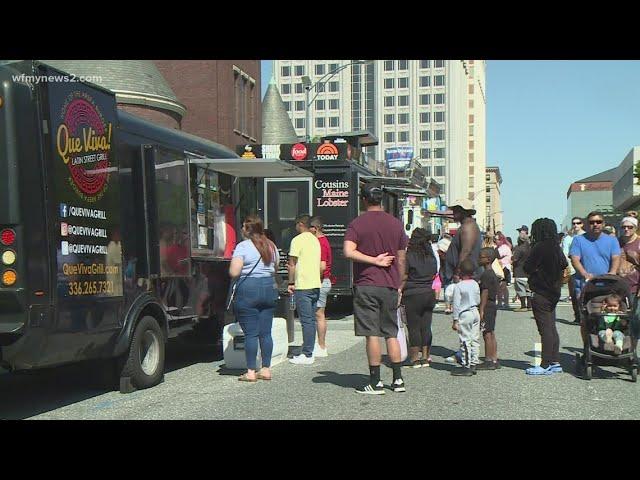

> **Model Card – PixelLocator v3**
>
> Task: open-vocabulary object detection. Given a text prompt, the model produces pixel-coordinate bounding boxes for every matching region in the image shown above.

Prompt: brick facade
[155,60,261,150]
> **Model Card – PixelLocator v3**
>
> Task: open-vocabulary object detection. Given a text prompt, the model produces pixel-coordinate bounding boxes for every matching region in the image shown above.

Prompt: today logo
[316,142,339,160]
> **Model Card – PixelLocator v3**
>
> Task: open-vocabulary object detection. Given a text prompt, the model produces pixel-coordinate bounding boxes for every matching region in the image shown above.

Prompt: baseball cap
[517,225,529,232]
[361,182,383,203]
[449,198,476,215]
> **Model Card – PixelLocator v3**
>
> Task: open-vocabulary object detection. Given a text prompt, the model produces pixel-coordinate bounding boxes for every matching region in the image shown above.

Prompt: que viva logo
[56,92,113,203]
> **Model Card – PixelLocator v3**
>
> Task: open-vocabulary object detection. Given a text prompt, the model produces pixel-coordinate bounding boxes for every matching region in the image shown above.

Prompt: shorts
[514,277,531,297]
[482,303,497,333]
[317,278,332,308]
[353,285,399,338]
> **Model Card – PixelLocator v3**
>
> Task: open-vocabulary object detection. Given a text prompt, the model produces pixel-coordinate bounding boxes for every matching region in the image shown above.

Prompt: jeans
[531,293,560,367]
[572,275,585,320]
[295,289,320,357]
[235,276,278,370]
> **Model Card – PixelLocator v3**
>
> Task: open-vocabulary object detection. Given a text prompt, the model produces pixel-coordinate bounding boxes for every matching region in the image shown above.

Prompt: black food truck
[239,135,434,304]
[0,61,310,392]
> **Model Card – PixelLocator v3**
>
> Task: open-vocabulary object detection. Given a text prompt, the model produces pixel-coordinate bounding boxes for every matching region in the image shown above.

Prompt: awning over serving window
[189,158,312,178]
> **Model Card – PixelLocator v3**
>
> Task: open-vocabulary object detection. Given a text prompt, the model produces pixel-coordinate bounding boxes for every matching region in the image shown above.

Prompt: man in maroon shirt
[310,216,333,357]
[344,182,408,394]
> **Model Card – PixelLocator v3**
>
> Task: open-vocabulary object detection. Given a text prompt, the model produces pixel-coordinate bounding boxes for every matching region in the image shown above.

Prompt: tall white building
[273,59,487,227]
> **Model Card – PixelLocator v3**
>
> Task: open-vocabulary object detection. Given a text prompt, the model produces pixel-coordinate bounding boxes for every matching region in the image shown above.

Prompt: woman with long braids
[400,228,438,368]
[523,218,568,375]
[229,215,279,382]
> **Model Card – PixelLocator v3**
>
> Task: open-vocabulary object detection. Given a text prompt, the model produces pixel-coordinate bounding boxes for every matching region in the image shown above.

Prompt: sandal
[256,373,272,381]
[238,373,257,382]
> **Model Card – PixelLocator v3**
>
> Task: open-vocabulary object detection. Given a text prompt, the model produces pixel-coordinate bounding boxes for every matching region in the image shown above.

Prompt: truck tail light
[1,228,16,246]
[2,269,17,286]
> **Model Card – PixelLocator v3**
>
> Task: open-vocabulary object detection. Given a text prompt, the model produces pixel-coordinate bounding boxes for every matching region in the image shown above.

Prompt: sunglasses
[589,220,603,225]
[572,221,583,225]
[622,225,636,230]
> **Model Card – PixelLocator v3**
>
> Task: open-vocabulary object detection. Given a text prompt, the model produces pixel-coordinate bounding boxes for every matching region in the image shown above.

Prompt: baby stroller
[575,274,639,381]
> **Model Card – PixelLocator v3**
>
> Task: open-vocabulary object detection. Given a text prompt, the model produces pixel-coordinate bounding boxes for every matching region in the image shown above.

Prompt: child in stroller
[598,293,627,355]
[576,274,639,381]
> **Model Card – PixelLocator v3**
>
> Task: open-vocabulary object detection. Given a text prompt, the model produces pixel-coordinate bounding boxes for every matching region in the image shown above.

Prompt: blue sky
[261,60,640,236]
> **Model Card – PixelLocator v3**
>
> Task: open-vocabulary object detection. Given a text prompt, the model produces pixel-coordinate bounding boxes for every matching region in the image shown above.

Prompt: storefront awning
[189,158,312,178]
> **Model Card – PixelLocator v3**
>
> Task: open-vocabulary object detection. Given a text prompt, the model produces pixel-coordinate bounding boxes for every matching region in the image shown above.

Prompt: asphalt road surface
[2,301,639,420]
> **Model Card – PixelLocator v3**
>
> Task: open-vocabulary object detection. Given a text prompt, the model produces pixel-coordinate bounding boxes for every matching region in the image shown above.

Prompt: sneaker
[475,361,498,371]
[392,378,406,392]
[355,381,385,395]
[451,367,474,376]
[445,351,463,365]
[289,354,314,365]
[420,358,430,368]
[314,346,328,358]
[546,363,563,373]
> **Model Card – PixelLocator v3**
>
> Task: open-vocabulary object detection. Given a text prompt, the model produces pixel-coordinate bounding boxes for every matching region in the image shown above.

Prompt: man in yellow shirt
[288,214,321,365]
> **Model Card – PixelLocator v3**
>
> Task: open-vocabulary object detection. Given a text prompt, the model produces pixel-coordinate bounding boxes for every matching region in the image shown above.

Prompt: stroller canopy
[582,274,632,306]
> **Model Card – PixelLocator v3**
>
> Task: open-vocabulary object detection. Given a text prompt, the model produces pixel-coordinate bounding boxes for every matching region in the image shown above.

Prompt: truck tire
[120,315,165,390]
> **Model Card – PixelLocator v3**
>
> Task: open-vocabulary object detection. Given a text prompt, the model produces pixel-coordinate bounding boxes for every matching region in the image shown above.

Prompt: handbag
[226,259,260,312]
[396,305,408,362]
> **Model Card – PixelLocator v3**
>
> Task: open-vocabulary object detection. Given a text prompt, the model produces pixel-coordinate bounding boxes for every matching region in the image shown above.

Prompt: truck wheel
[121,315,165,390]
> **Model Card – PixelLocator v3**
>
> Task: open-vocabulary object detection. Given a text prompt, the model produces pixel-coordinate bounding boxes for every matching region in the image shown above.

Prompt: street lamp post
[301,60,371,143]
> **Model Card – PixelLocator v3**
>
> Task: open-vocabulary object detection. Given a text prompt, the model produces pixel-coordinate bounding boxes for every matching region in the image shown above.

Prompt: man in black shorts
[476,247,500,370]
[344,182,408,394]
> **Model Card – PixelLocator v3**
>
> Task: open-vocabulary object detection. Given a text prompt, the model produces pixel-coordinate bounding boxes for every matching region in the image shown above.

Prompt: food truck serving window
[187,159,236,259]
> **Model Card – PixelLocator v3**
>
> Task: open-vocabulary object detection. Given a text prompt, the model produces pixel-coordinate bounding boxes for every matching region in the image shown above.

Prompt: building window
[398,113,409,124]
[328,81,339,92]
[398,60,408,70]
[423,165,431,176]
[295,83,304,94]
[420,76,431,87]
[316,117,325,128]
[328,99,339,110]
[384,60,394,71]
[420,60,431,69]
[398,131,409,142]
[434,129,445,141]
[434,93,445,104]
[295,118,305,129]
[329,63,339,73]
[469,140,474,149]
[233,68,257,139]
[315,64,325,75]
[469,153,474,162]
[281,66,291,77]
[469,166,475,175]
[294,65,305,76]
[469,99,474,109]
[384,96,395,107]
[434,147,445,158]
[486,174,491,181]
[329,117,339,128]
[434,111,445,122]
[384,114,395,125]
[434,75,445,86]
[419,94,431,105]
[283,101,291,111]
[315,99,325,110]
[420,112,431,123]
[434,165,445,176]
[420,130,431,142]
[434,60,445,68]
[281,83,291,95]
[398,77,409,88]
[486,186,491,193]
[469,114,475,123]
[398,95,409,106]
[420,148,431,159]
[469,84,475,94]
[384,131,395,142]
[295,100,305,111]
[384,78,395,89]
[469,125,474,136]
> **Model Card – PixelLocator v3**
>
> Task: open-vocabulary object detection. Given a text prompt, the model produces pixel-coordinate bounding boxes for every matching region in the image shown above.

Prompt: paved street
[2,297,639,420]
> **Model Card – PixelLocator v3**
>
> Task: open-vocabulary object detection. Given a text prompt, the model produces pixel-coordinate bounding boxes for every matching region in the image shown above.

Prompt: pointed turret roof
[262,76,299,144]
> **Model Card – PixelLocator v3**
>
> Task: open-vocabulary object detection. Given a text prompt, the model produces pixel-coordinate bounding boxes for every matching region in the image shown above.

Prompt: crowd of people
[227,182,640,392]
